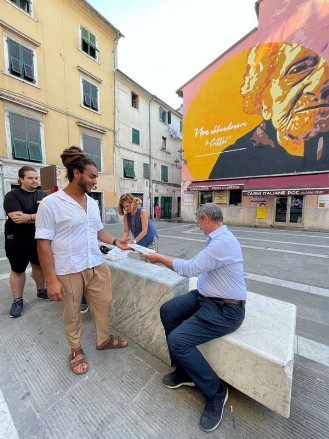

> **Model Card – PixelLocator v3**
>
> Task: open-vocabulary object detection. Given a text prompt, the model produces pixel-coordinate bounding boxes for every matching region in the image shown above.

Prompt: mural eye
[285,56,319,76]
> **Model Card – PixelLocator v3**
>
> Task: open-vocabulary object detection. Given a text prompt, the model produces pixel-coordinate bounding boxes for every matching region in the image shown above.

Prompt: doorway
[275,196,304,224]
[161,197,172,219]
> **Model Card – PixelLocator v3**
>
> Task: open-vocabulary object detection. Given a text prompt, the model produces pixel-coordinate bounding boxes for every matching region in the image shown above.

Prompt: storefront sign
[243,189,329,196]
[214,191,227,205]
[183,192,194,205]
[188,184,243,192]
[318,195,329,208]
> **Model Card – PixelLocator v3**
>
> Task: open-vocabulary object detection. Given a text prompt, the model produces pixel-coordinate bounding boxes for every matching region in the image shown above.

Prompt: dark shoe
[10,298,23,318]
[37,287,49,300]
[80,299,89,314]
[162,371,195,389]
[200,385,229,432]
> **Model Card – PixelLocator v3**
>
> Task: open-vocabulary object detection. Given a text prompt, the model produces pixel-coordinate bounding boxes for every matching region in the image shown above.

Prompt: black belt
[211,298,246,306]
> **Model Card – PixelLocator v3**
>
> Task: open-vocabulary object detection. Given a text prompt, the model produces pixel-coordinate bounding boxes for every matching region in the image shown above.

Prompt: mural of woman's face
[262,44,329,152]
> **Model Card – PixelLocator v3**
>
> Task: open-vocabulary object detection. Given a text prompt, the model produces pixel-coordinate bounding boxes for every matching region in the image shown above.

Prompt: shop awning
[242,173,329,196]
[187,179,247,191]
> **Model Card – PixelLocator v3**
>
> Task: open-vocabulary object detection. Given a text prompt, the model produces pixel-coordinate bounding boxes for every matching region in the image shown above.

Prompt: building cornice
[0,91,48,114]
[76,119,108,134]
[0,19,41,46]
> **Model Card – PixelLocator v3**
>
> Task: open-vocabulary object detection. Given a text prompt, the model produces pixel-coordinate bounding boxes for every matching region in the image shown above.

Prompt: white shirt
[173,225,247,300]
[35,190,105,275]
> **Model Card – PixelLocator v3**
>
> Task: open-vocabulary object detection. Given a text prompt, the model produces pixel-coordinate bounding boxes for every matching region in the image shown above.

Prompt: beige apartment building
[0,0,121,227]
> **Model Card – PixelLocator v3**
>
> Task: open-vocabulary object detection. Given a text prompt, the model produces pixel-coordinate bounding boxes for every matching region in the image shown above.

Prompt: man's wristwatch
[112,238,118,246]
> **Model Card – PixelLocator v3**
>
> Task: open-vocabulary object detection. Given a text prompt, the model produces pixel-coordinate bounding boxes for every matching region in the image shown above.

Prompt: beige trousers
[58,262,112,350]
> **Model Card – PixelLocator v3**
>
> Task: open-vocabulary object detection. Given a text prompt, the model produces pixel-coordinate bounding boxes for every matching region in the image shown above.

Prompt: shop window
[123,159,135,178]
[7,38,35,83]
[161,165,168,182]
[229,190,242,205]
[200,191,213,204]
[82,79,99,111]
[131,92,139,109]
[81,26,98,59]
[82,134,102,171]
[9,112,42,162]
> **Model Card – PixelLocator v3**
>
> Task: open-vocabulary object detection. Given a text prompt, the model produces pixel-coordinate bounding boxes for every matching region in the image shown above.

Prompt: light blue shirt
[173,225,247,300]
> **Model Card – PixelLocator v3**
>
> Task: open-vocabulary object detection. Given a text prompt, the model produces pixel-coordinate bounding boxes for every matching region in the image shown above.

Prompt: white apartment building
[114,69,183,221]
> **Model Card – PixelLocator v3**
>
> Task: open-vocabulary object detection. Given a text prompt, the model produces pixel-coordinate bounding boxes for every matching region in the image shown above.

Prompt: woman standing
[118,193,159,252]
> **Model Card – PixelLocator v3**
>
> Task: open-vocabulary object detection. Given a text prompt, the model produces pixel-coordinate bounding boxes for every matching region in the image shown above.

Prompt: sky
[87,0,258,109]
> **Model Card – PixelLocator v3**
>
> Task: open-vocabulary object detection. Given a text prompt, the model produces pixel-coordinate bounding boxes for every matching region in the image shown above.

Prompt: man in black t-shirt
[4,166,48,318]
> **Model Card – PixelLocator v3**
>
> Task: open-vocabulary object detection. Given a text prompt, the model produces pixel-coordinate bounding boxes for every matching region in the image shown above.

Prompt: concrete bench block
[108,261,296,419]
[190,277,296,419]
[108,258,189,364]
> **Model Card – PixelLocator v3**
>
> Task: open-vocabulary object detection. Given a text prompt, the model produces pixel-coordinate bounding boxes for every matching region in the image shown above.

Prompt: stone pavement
[0,269,329,438]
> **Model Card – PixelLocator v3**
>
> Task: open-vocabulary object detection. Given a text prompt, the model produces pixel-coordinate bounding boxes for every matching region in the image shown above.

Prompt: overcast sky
[87,0,258,109]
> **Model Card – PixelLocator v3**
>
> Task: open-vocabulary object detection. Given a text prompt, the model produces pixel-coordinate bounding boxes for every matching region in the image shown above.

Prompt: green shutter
[83,134,101,170]
[123,160,135,178]
[143,163,149,179]
[161,165,168,182]
[132,128,140,145]
[10,113,42,162]
[168,111,171,125]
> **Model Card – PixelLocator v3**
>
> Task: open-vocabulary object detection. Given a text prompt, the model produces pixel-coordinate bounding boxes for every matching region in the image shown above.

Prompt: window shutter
[132,128,140,145]
[90,84,98,111]
[22,46,34,82]
[83,80,91,108]
[168,111,171,125]
[10,113,29,160]
[143,163,149,179]
[27,119,42,161]
[83,134,101,170]
[8,39,22,76]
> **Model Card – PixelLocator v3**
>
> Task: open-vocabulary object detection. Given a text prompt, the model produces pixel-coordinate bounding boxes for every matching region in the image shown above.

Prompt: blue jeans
[160,289,245,399]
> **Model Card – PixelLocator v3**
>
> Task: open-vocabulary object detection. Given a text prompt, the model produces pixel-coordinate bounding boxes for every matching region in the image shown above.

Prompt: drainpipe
[112,30,122,198]
[148,95,155,218]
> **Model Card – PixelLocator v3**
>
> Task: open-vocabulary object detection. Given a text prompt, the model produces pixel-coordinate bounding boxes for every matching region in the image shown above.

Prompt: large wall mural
[183,42,329,180]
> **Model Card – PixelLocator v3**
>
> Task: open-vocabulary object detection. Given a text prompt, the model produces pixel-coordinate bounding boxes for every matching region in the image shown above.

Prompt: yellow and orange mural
[183,42,329,180]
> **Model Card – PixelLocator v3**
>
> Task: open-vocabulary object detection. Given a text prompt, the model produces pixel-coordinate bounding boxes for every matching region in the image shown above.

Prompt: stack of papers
[128,243,156,254]
[104,247,129,261]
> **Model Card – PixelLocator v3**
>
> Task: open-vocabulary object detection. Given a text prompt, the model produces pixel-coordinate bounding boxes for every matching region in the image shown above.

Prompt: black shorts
[5,236,40,273]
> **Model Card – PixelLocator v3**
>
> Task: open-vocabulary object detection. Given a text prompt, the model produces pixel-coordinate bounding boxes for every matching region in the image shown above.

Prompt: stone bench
[107,259,296,419]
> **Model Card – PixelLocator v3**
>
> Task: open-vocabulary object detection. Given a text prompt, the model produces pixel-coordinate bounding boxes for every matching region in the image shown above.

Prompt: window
[81,26,98,59]
[7,38,35,83]
[168,111,172,125]
[82,134,102,171]
[10,0,32,14]
[9,112,42,162]
[82,79,99,111]
[123,159,135,178]
[159,106,167,124]
[161,165,168,182]
[229,190,242,205]
[143,163,150,179]
[132,128,140,145]
[131,92,139,109]
[180,120,183,133]
[161,136,167,150]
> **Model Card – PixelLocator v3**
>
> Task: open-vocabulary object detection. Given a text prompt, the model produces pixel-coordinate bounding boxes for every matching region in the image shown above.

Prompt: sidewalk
[1,273,329,438]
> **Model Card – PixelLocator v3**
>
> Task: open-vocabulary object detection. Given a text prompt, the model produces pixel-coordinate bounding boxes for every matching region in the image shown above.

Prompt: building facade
[0,0,121,228]
[178,0,329,230]
[114,70,183,221]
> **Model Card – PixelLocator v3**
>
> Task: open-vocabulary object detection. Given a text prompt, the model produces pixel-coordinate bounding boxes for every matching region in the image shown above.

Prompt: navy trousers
[160,289,245,399]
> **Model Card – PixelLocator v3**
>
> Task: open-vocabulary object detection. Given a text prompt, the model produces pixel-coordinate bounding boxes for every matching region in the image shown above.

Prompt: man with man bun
[36,146,128,375]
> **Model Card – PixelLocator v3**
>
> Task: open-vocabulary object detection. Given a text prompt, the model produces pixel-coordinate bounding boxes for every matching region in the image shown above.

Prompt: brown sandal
[70,348,89,375]
[96,335,128,350]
